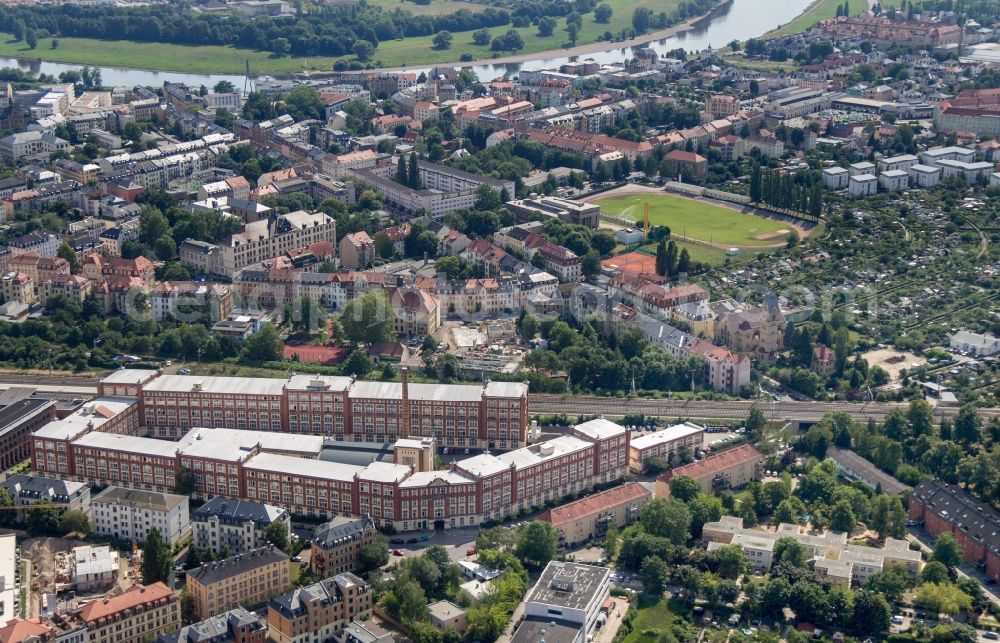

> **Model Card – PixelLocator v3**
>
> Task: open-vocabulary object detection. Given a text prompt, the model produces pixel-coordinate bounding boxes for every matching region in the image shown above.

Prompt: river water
[0,0,813,86]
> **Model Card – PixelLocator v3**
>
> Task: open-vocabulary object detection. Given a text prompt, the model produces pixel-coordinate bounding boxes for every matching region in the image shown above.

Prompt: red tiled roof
[540,482,650,526]
[658,443,762,484]
[0,618,51,643]
[78,583,173,622]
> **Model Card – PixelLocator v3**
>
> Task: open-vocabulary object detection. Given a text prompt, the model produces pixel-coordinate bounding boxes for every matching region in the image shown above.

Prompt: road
[2,374,1000,424]
[907,527,1000,606]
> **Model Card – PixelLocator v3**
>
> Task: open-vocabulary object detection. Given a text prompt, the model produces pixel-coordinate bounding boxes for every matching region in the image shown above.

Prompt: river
[0,0,813,86]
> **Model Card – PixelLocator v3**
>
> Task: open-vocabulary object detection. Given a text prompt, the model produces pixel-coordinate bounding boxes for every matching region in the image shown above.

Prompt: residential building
[540,481,651,546]
[192,497,291,556]
[848,161,876,177]
[333,620,394,643]
[908,164,941,188]
[1,473,88,521]
[156,607,267,643]
[310,515,379,577]
[935,89,1000,137]
[339,232,375,269]
[0,131,69,163]
[628,422,705,473]
[76,583,179,643]
[662,150,707,179]
[879,170,908,191]
[0,535,14,630]
[186,545,291,619]
[714,299,786,361]
[70,545,119,592]
[267,573,372,643]
[656,444,763,496]
[848,174,877,197]
[151,282,233,323]
[505,197,600,229]
[91,486,190,545]
[686,339,751,395]
[822,167,849,190]
[703,516,921,585]
[909,479,1000,582]
[826,447,911,495]
[201,211,337,276]
[878,154,919,173]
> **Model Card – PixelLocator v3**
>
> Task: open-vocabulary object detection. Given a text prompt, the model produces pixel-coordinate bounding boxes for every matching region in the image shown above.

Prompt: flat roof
[244,452,363,483]
[631,422,704,451]
[178,427,324,460]
[92,486,187,512]
[357,461,411,483]
[455,453,509,478]
[571,418,626,441]
[32,397,135,440]
[285,374,354,392]
[498,435,591,471]
[73,431,181,458]
[400,470,474,488]
[527,561,610,611]
[101,369,158,385]
[144,374,286,396]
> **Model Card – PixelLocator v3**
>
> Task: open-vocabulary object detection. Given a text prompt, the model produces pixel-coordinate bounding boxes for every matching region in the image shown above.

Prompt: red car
[393,549,405,556]
[466,547,476,556]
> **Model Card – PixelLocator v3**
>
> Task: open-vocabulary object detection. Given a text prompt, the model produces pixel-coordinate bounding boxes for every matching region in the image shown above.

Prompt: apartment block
[192,497,291,556]
[157,607,267,643]
[77,583,179,643]
[656,444,763,495]
[91,487,190,546]
[628,422,705,473]
[267,573,372,643]
[186,545,291,619]
[540,481,651,546]
[310,515,379,577]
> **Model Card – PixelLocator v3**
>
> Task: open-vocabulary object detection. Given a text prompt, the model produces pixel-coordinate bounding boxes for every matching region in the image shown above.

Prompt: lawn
[622,598,681,643]
[0,0,683,74]
[767,0,901,38]
[596,193,791,247]
[368,0,486,17]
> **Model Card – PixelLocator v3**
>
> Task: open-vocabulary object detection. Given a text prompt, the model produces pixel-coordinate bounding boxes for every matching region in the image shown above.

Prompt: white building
[91,486,190,546]
[878,154,919,173]
[848,174,877,197]
[615,228,644,244]
[848,161,876,177]
[0,534,15,629]
[192,497,291,556]
[950,330,1000,356]
[920,146,976,167]
[70,545,120,591]
[210,210,336,276]
[0,131,70,163]
[822,166,849,190]
[628,422,705,472]
[879,169,908,192]
[936,159,994,183]
[992,172,1000,186]
[521,561,611,643]
[908,164,941,188]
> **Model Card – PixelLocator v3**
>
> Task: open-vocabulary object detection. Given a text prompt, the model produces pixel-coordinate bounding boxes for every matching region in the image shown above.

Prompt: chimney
[400,366,410,439]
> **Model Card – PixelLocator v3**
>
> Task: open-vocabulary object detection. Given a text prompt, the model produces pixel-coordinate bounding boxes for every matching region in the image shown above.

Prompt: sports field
[595,192,792,247]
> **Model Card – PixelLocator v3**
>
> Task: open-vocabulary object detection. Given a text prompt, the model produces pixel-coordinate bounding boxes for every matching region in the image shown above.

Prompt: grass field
[0,0,682,74]
[596,193,791,247]
[622,598,681,643]
[767,0,901,38]
[368,0,486,16]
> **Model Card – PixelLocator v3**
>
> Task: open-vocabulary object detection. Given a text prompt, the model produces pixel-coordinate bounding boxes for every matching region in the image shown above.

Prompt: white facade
[937,159,994,183]
[848,161,876,177]
[920,146,976,167]
[878,154,919,173]
[848,174,877,197]
[908,164,941,188]
[71,545,120,591]
[950,330,1000,356]
[879,170,908,192]
[822,166,849,190]
[523,562,611,637]
[91,487,190,546]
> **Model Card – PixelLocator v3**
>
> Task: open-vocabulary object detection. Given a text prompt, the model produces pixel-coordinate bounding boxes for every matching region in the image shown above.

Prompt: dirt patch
[861,348,926,384]
[755,229,790,241]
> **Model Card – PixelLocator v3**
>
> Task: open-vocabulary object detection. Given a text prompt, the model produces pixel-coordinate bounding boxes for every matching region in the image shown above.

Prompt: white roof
[144,374,286,396]
[358,461,412,483]
[908,164,939,173]
[73,431,181,458]
[177,427,324,461]
[456,453,509,477]
[32,397,136,440]
[851,173,877,181]
[484,381,528,398]
[101,369,158,385]
[244,452,362,483]
[0,534,14,628]
[882,170,908,178]
[631,422,704,451]
[823,166,848,174]
[572,418,626,441]
[497,435,591,471]
[348,380,487,402]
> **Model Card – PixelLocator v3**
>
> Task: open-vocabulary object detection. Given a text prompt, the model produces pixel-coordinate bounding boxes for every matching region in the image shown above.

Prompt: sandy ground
[592,185,815,249]
[860,348,926,382]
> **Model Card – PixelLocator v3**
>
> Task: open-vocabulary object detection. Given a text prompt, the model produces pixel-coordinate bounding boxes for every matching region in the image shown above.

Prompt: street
[907,526,1000,606]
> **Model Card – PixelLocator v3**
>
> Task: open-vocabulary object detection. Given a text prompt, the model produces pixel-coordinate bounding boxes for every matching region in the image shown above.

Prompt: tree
[932,533,962,570]
[432,31,453,50]
[241,323,283,362]
[473,28,491,46]
[155,236,177,261]
[12,20,25,41]
[140,205,170,245]
[537,16,557,37]
[57,242,79,273]
[953,404,981,445]
[567,22,579,45]
[516,521,557,569]
[773,537,806,567]
[25,29,37,50]
[594,4,613,23]
[343,350,373,377]
[271,37,291,55]
[214,80,236,94]
[263,521,289,551]
[395,154,408,186]
[915,582,972,615]
[142,528,172,584]
[357,539,390,574]
[51,38,58,49]
[467,605,507,643]
[387,579,429,622]
[474,184,502,211]
[283,86,326,121]
[409,151,422,189]
[632,7,652,33]
[829,500,856,533]
[353,40,375,61]
[870,495,907,540]
[640,497,691,545]
[746,406,766,439]
[341,291,396,347]
[715,543,750,579]
[604,523,618,561]
[60,510,90,535]
[655,238,668,277]
[181,587,197,623]
[773,497,806,525]
[669,475,701,502]
[25,502,61,535]
[919,561,950,585]
[175,467,196,495]
[640,555,669,595]
[865,566,910,603]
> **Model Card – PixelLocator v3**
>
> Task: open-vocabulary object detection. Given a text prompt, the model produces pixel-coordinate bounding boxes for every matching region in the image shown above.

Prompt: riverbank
[763,0,895,38]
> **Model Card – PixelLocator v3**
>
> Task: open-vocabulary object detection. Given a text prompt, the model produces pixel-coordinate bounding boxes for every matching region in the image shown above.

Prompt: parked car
[466,547,476,556]
[406,537,419,544]
[419,535,430,542]
[392,549,405,556]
